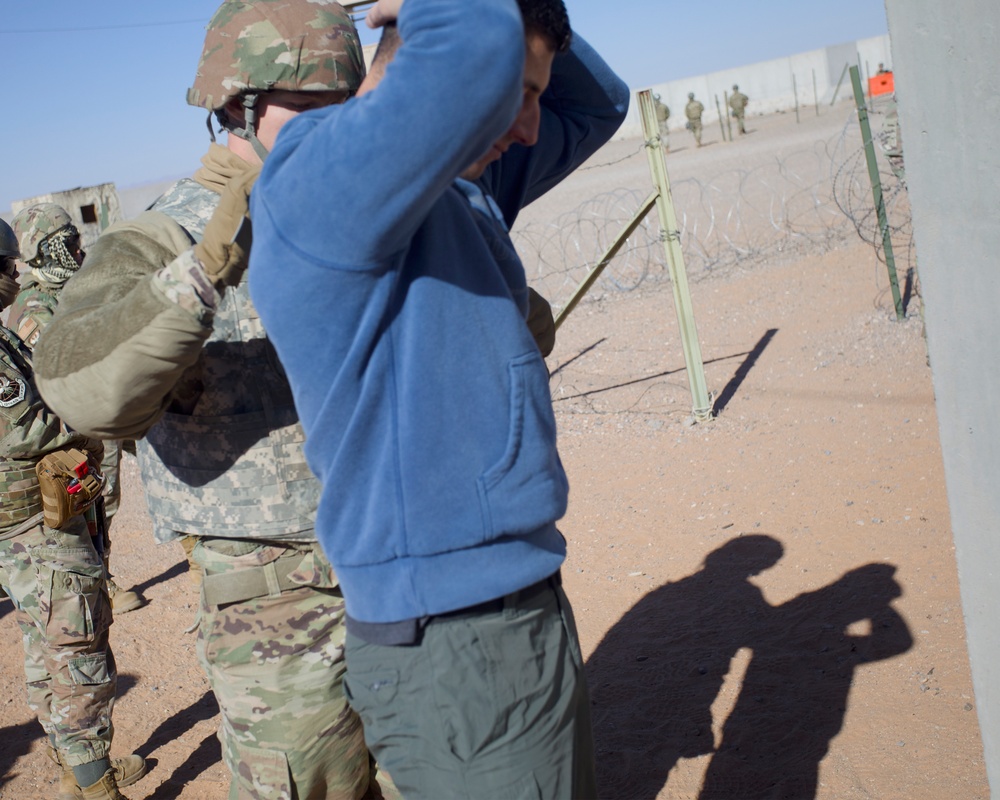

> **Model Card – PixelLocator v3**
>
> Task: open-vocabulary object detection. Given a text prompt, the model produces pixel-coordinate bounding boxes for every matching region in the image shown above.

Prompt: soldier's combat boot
[79,769,128,800]
[49,748,147,800]
[107,577,146,614]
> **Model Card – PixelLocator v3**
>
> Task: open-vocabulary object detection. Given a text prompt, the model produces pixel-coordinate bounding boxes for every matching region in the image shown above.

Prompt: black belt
[434,571,561,620]
[346,571,562,646]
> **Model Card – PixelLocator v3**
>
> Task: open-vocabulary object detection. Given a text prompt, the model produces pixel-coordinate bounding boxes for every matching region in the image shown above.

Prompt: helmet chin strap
[216,92,270,163]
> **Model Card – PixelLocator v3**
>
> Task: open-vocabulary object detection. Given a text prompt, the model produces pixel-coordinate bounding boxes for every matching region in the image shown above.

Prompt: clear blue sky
[0,0,888,213]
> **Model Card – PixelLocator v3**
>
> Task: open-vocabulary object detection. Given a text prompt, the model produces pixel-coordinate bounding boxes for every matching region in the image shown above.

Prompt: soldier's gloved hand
[527,287,556,357]
[194,166,261,290]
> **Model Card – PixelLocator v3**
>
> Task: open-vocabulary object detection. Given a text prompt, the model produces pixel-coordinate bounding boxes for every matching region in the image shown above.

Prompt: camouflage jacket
[0,325,100,533]
[654,99,670,123]
[8,275,60,348]
[729,91,749,113]
[33,145,318,544]
[685,100,704,121]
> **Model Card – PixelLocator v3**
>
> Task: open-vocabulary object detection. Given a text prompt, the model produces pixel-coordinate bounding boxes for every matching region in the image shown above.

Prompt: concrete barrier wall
[617,34,891,139]
[884,0,999,792]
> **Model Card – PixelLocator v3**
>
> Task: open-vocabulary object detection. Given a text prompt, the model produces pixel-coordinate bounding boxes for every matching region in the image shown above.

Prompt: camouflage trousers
[689,118,703,145]
[659,120,670,151]
[191,537,398,800]
[0,516,116,767]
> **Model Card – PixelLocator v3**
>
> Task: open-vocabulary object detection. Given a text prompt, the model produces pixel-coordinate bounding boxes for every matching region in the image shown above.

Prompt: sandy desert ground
[0,104,989,798]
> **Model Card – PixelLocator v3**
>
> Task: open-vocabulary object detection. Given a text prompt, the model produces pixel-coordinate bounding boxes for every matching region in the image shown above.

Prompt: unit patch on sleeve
[0,375,26,407]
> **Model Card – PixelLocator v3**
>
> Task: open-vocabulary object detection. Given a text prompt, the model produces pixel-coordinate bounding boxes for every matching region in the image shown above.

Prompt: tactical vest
[136,179,319,544]
[0,327,44,530]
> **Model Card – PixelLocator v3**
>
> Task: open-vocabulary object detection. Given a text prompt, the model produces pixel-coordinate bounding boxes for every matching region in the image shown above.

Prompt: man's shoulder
[150,178,218,240]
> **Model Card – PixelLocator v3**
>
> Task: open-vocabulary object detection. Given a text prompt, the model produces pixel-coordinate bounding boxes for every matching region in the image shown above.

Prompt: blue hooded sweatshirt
[250,0,629,624]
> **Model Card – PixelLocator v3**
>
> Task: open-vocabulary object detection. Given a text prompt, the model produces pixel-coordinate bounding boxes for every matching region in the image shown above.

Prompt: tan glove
[527,287,556,357]
[194,165,260,289]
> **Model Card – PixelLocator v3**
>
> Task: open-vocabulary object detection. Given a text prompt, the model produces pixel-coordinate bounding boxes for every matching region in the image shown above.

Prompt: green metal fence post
[715,94,728,142]
[849,65,904,320]
[637,89,712,420]
[830,62,849,106]
[792,72,800,123]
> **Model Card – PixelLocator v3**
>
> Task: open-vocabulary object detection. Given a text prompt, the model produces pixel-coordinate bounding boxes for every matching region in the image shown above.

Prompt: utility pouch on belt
[35,449,105,530]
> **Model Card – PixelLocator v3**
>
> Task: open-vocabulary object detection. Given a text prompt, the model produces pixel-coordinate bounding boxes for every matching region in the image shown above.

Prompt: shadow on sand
[586,535,913,799]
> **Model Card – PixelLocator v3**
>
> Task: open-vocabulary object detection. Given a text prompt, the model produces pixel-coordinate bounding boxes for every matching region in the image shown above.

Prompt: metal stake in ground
[850,65,904,320]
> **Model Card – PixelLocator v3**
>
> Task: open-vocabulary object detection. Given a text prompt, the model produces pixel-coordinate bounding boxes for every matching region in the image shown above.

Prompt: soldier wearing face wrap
[0,218,146,800]
[10,204,145,616]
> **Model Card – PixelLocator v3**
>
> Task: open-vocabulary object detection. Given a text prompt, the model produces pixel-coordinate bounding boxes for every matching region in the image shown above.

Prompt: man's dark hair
[517,0,572,53]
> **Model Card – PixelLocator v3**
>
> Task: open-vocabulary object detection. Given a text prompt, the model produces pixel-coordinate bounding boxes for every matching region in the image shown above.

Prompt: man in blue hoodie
[250,0,628,796]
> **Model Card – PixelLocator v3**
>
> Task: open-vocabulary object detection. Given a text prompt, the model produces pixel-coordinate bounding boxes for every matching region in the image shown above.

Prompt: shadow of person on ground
[699,562,912,799]
[145,731,221,800]
[137,690,221,797]
[128,560,188,598]
[136,689,218,761]
[0,719,47,791]
[587,535,784,800]
[587,538,913,800]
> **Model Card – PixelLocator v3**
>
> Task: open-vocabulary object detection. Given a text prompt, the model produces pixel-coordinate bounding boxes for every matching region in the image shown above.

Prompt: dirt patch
[0,108,987,799]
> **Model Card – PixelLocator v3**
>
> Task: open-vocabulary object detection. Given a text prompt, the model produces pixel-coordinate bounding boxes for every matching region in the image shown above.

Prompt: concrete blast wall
[884,0,999,794]
[617,34,891,139]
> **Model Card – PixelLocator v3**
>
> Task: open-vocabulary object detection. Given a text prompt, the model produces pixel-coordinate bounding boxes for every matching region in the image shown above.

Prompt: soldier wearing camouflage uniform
[653,93,670,152]
[0,218,146,799]
[685,91,705,147]
[33,2,395,798]
[9,203,145,615]
[729,84,749,135]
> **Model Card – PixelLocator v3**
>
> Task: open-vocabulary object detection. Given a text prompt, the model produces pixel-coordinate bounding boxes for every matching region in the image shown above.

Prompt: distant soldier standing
[654,92,670,152]
[685,91,705,147]
[33,1,394,797]
[0,218,146,799]
[729,84,749,135]
[9,204,145,614]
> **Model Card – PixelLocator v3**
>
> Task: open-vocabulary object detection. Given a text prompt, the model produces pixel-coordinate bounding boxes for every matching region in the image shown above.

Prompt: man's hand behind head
[366,0,405,29]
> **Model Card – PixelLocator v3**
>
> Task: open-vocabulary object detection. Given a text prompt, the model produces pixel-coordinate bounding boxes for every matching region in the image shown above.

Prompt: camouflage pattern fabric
[11,203,74,264]
[186,0,366,112]
[9,275,59,348]
[685,99,704,146]
[654,98,670,151]
[138,169,319,544]
[0,326,116,769]
[8,277,125,537]
[32,144,388,797]
[729,90,749,134]
[1,518,116,768]
[192,538,398,799]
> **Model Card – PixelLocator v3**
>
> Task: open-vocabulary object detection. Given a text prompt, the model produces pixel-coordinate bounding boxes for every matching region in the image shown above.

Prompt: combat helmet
[11,203,84,283]
[187,0,365,161]
[0,218,18,260]
[688,92,695,100]
[12,203,75,264]
[733,84,739,91]
[0,219,19,310]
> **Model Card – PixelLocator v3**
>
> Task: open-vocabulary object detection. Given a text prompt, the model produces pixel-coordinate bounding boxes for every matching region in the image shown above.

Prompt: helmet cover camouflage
[11,203,75,264]
[688,92,695,100]
[0,218,18,260]
[186,0,366,111]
